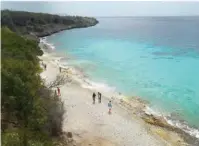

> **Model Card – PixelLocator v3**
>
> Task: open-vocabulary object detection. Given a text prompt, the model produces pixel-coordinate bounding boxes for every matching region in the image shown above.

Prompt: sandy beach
[2,3,199,146]
[38,49,192,146]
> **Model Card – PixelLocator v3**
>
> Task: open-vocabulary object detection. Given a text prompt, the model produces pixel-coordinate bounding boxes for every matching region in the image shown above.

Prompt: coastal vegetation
[1,27,67,145]
[1,9,98,40]
[1,10,98,146]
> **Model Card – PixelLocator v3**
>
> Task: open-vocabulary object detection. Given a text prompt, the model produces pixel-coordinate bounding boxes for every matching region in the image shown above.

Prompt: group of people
[92,92,112,114]
[41,61,112,114]
[92,92,102,104]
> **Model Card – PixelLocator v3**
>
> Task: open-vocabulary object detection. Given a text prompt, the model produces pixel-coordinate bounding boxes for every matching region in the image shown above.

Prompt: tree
[1,27,69,145]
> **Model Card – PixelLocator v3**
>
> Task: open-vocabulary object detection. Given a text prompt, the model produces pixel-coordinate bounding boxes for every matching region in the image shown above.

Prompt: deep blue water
[46,17,199,131]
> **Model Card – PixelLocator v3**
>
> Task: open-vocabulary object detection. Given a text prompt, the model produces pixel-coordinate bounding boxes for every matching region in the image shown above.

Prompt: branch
[47,74,71,89]
[2,119,18,126]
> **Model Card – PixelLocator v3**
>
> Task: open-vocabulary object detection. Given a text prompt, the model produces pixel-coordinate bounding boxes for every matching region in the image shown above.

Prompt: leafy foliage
[1,27,66,145]
[1,10,98,37]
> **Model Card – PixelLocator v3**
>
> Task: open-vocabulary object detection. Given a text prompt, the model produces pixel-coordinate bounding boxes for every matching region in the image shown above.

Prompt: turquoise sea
[46,17,199,137]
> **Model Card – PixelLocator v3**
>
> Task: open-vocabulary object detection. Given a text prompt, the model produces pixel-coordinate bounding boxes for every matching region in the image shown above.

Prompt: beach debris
[67,132,73,138]
[120,99,124,103]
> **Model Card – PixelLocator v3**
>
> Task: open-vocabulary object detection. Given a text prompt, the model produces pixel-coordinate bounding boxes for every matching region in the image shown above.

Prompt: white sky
[1,1,199,16]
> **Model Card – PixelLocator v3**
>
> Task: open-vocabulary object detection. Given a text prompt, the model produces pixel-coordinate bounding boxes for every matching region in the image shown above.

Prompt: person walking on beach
[59,67,62,73]
[98,92,102,103]
[44,64,47,70]
[42,62,45,69]
[92,92,96,104]
[108,101,112,114]
[57,87,61,96]
[54,90,57,97]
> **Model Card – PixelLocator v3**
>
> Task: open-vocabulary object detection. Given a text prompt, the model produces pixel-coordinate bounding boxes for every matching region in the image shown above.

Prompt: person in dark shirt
[44,64,47,70]
[98,92,102,103]
[92,92,96,104]
[59,67,61,73]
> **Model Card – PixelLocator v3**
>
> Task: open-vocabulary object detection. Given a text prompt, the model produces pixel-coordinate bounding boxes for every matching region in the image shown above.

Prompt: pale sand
[39,52,186,146]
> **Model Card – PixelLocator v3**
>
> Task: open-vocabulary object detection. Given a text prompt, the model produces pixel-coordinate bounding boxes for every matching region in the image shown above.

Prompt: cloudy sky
[1,1,199,17]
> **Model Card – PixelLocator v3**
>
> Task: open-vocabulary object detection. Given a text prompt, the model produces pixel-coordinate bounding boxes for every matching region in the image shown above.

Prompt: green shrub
[1,27,66,145]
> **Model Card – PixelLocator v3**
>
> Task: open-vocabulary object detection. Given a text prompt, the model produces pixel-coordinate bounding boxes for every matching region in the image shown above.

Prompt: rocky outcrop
[1,10,98,39]
[34,23,97,37]
[142,113,199,145]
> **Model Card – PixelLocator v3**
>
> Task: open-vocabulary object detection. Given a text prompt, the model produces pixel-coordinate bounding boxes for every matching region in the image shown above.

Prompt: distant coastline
[36,23,98,38]
[1,9,99,41]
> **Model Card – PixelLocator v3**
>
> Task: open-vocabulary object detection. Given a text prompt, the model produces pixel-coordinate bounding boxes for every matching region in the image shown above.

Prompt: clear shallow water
[46,17,199,131]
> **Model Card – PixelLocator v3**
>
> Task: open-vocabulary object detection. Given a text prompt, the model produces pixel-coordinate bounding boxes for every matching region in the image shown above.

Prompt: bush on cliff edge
[1,27,66,145]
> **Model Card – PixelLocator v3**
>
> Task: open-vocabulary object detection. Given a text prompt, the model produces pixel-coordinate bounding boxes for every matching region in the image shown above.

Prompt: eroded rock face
[142,113,199,146]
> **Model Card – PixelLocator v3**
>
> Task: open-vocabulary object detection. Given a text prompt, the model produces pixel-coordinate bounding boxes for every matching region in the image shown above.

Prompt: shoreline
[2,10,99,42]
[36,23,99,38]
[39,37,199,145]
